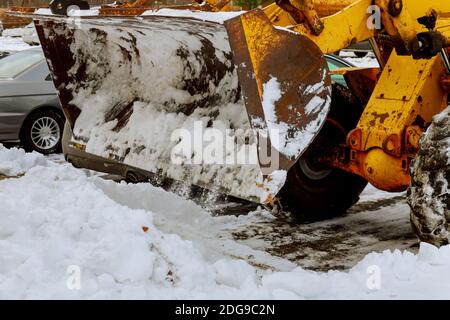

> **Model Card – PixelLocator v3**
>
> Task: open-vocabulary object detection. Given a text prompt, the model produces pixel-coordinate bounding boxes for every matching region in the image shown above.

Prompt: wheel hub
[298,158,332,180]
[31,116,60,150]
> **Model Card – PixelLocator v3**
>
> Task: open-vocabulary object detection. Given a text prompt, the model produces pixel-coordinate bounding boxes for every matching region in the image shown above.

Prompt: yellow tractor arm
[261,0,450,55]
[227,0,450,192]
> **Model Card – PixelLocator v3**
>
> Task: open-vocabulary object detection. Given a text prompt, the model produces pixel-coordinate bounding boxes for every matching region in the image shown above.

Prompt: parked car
[0,47,65,154]
[326,54,355,86]
[63,54,356,179]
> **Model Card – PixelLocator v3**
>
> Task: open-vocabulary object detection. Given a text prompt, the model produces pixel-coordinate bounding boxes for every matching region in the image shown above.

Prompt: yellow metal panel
[353,51,447,155]
[264,0,450,54]
[372,55,430,101]
[406,0,450,20]
[363,148,410,192]
[290,0,375,53]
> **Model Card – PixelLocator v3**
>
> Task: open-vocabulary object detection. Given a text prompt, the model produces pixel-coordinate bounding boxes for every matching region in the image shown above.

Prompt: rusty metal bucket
[24,8,331,204]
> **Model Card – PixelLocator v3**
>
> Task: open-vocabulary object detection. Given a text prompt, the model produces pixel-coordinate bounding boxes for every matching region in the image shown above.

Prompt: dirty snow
[1,146,450,299]
[408,105,450,246]
[258,169,287,203]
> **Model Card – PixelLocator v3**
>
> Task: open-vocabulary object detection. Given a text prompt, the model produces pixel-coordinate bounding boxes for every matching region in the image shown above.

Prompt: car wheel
[21,109,65,155]
[278,84,368,221]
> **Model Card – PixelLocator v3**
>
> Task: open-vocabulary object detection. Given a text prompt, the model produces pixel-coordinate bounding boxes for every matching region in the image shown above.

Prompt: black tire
[21,109,65,155]
[278,84,368,221]
[354,51,369,58]
[49,0,90,15]
[408,106,450,246]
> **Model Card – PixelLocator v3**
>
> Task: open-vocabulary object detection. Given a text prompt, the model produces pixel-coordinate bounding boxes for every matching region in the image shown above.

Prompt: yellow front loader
[9,0,450,244]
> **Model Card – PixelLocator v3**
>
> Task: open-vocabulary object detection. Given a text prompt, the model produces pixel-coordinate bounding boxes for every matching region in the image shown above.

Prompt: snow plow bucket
[30,9,331,204]
[225,9,331,171]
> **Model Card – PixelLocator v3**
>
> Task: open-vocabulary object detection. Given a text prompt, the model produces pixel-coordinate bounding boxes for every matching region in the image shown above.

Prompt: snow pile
[0,22,40,50]
[0,34,31,52]
[408,105,450,246]
[1,24,39,46]
[2,24,32,38]
[0,159,222,299]
[1,147,450,299]
[0,144,49,176]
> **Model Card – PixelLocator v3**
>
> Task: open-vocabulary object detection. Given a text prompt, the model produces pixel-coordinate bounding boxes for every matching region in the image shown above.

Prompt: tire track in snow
[93,175,417,272]
[92,178,297,272]
[229,186,418,271]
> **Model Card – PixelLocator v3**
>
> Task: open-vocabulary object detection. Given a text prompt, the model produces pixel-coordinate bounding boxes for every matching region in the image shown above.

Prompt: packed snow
[1,146,450,299]
[0,145,49,176]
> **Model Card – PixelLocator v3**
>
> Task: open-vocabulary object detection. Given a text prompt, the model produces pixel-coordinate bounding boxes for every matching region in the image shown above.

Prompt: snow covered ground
[0,35,31,52]
[1,27,449,300]
[0,23,39,53]
[1,145,450,299]
[3,25,39,46]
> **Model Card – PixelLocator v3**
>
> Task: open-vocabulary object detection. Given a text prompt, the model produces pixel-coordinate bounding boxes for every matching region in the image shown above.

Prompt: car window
[325,57,349,87]
[0,50,44,79]
[327,58,349,70]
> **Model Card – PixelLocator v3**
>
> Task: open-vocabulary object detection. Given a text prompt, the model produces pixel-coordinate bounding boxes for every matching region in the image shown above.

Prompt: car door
[0,59,58,141]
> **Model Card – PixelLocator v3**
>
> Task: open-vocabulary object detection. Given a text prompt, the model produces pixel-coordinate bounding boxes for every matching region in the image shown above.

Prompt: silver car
[0,47,64,154]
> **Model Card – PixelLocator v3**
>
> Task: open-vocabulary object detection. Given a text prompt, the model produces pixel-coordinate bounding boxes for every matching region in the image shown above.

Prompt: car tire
[21,109,65,155]
[278,84,368,221]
